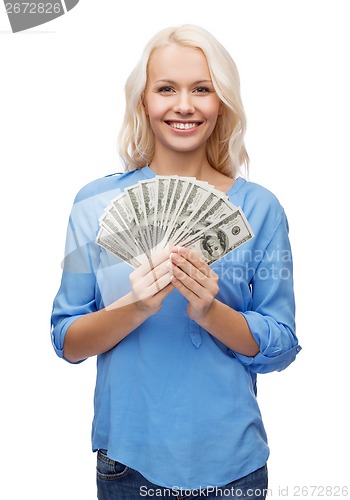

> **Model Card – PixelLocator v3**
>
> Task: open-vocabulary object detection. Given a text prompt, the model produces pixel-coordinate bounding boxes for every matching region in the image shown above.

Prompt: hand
[168,246,219,322]
[129,248,174,316]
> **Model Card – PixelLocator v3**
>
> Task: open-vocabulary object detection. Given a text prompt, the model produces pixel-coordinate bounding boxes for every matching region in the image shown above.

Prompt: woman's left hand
[168,246,219,322]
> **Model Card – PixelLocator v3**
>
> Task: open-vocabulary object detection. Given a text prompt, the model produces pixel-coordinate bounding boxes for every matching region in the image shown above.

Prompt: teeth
[170,122,197,130]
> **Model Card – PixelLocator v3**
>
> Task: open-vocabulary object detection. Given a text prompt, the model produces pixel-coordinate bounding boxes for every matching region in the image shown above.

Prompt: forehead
[147,44,211,81]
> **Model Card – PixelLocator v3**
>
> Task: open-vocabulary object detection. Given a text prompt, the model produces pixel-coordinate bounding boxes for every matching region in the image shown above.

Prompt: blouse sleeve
[50,192,101,363]
[228,209,301,374]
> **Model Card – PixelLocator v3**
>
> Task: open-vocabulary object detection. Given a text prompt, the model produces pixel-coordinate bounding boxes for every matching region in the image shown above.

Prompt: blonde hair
[117,24,249,178]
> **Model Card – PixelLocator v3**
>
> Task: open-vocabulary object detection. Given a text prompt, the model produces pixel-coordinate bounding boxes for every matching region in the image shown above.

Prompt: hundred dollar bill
[138,178,157,249]
[96,176,254,268]
[176,194,240,246]
[111,190,150,258]
[99,204,144,257]
[153,176,170,246]
[183,209,254,264]
[166,180,216,246]
[158,176,177,238]
[124,183,151,258]
[96,227,146,268]
[159,177,195,247]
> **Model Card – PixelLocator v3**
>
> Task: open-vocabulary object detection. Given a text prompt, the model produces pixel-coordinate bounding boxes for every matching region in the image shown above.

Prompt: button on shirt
[51,166,301,489]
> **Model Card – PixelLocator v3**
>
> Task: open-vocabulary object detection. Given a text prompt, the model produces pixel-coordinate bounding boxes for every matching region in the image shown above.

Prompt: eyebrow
[154,79,213,85]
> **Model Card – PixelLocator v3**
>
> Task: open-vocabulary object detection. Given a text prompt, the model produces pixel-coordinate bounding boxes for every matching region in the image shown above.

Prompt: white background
[1,1,349,498]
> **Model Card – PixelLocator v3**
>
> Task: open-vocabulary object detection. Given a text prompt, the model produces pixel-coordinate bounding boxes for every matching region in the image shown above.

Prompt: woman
[51,24,301,499]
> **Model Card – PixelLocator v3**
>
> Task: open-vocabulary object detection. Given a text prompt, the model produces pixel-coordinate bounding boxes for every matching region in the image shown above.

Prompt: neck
[149,148,235,195]
[149,149,213,180]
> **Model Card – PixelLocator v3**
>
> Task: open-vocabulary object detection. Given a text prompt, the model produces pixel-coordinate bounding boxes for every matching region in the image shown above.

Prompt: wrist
[189,298,218,328]
[134,299,162,318]
[106,293,151,321]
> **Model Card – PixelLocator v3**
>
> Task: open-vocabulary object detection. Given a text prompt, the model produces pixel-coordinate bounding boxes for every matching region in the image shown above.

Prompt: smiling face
[143,44,222,159]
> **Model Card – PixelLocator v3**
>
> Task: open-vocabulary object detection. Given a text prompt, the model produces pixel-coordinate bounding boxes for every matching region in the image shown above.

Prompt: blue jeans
[96,449,268,499]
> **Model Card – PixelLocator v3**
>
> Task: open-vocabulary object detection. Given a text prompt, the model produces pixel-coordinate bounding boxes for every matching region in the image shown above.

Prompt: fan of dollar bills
[96,176,254,268]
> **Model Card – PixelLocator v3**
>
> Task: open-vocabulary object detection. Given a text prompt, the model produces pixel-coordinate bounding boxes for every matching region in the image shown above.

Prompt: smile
[166,122,201,130]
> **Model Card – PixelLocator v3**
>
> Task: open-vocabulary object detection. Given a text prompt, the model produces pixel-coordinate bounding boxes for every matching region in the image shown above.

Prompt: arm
[169,247,259,356]
[63,302,149,364]
[169,210,301,373]
[63,259,173,363]
[51,186,173,363]
[192,299,259,356]
[231,211,301,373]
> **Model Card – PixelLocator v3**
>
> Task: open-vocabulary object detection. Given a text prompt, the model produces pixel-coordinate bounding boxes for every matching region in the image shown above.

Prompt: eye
[158,86,175,94]
[193,87,210,94]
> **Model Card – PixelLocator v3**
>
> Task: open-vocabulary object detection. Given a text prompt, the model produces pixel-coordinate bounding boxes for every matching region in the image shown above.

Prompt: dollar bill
[99,204,143,257]
[96,227,146,268]
[175,194,242,246]
[96,176,254,268]
[139,179,157,248]
[184,209,254,264]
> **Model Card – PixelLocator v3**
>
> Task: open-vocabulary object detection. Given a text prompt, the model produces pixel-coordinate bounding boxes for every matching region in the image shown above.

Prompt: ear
[141,94,148,115]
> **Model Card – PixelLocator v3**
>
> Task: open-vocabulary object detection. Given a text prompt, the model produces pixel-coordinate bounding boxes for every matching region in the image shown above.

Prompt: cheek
[210,101,222,119]
[206,106,221,132]
[144,95,164,119]
[201,98,222,126]
[208,95,222,116]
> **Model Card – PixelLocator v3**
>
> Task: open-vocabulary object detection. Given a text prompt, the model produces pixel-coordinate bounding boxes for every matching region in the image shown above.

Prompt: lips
[166,121,202,130]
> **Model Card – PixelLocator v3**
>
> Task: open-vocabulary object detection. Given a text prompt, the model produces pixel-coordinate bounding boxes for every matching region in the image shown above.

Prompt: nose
[173,91,195,115]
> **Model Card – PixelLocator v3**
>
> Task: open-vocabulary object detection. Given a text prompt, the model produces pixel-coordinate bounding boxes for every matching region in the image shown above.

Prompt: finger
[170,274,196,302]
[171,265,207,299]
[132,246,171,279]
[135,273,174,300]
[151,266,173,294]
[132,258,171,290]
[147,258,172,285]
[107,280,174,309]
[156,278,174,297]
[137,266,173,299]
[170,246,213,278]
[170,252,207,285]
[132,254,154,278]
[170,254,219,301]
[149,248,170,267]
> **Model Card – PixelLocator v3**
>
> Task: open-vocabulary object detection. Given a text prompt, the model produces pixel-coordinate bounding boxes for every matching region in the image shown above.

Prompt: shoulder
[231,178,287,239]
[237,178,282,207]
[73,169,145,204]
[234,178,284,217]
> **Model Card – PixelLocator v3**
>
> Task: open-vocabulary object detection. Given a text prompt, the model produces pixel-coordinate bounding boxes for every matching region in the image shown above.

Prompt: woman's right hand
[64,249,174,362]
[129,248,174,316]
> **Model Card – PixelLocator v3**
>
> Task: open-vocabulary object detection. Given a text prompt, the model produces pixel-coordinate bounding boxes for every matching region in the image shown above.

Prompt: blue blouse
[51,166,301,489]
